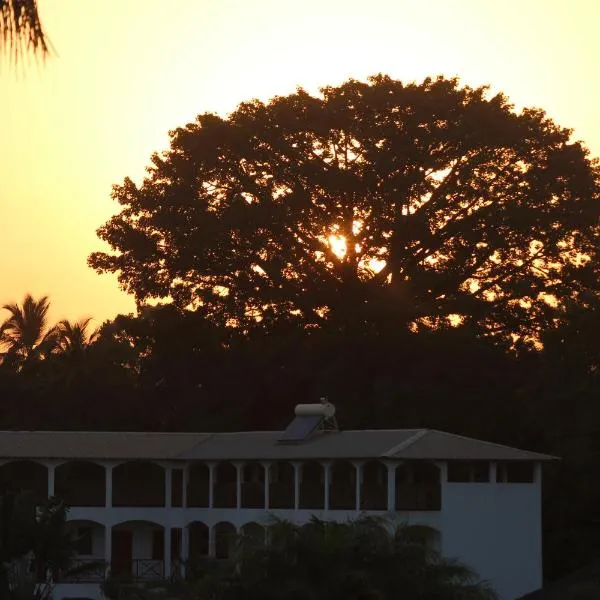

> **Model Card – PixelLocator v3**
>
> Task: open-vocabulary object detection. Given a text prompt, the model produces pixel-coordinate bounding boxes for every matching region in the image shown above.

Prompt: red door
[112,530,133,577]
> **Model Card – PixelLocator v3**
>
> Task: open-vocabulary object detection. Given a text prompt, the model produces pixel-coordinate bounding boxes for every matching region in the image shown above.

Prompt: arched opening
[241,462,265,509]
[187,463,209,508]
[239,522,265,549]
[395,461,441,511]
[0,461,47,502]
[213,463,237,509]
[188,521,209,569]
[112,520,164,580]
[361,460,387,510]
[269,461,294,509]
[60,520,105,582]
[56,462,105,507]
[112,462,165,507]
[214,522,236,560]
[329,461,356,510]
[299,461,324,510]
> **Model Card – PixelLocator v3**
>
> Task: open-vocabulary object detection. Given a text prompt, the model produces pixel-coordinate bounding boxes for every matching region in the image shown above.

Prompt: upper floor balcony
[0,457,538,515]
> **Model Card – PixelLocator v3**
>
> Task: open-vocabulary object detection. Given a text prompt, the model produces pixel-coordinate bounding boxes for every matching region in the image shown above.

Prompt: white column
[293,462,301,510]
[105,525,112,577]
[105,464,114,508]
[165,466,173,508]
[180,525,189,579]
[354,462,363,512]
[262,462,271,510]
[235,462,244,510]
[208,526,216,557]
[534,461,542,484]
[435,461,448,483]
[182,465,189,508]
[47,464,55,497]
[490,461,498,483]
[208,463,215,509]
[386,462,397,512]
[164,527,172,580]
[323,462,331,512]
[179,525,190,580]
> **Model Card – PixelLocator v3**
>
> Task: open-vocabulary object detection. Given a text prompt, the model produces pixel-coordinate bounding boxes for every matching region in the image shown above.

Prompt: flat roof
[0,429,557,461]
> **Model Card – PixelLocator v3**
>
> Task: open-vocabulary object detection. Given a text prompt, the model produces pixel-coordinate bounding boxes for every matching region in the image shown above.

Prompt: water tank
[294,403,336,418]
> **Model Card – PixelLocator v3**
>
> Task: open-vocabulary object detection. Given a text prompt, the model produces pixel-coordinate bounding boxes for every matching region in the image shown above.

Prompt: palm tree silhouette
[0,294,58,370]
[0,0,49,64]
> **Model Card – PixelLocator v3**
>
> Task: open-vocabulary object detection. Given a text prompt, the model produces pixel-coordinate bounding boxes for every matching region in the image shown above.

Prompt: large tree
[90,76,600,343]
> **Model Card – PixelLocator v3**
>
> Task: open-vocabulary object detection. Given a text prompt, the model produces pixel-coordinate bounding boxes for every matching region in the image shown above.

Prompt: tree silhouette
[0,0,48,64]
[0,294,58,370]
[90,76,600,344]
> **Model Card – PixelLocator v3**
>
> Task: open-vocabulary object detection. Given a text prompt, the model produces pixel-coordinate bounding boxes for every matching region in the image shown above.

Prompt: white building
[0,404,555,600]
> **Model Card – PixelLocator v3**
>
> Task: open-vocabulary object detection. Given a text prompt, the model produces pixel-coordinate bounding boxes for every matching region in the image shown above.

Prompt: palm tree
[55,318,98,360]
[0,0,49,64]
[0,294,58,370]
[193,516,498,600]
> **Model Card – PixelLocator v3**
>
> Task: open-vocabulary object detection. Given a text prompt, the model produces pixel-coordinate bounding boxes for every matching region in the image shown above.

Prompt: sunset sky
[1,0,598,326]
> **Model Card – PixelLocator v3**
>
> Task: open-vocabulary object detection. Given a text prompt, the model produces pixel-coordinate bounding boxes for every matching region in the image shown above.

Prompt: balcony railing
[111,559,164,581]
[330,483,356,510]
[360,484,387,510]
[241,482,265,508]
[396,484,441,511]
[269,482,294,509]
[299,482,324,510]
[213,483,237,508]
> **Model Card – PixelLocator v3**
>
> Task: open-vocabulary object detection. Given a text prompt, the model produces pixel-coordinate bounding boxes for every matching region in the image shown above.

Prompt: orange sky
[1,0,598,326]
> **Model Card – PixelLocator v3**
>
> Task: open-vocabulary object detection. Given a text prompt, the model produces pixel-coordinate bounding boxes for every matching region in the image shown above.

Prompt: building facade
[0,408,554,600]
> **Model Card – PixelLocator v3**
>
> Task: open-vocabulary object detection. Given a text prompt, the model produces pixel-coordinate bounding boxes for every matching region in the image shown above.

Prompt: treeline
[1,295,600,581]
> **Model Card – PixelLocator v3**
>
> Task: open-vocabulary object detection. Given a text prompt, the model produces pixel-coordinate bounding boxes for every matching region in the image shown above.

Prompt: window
[497,461,534,483]
[447,461,490,483]
[75,527,93,556]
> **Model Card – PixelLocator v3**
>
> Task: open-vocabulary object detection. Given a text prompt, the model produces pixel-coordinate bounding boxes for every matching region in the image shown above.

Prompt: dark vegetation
[1,76,600,583]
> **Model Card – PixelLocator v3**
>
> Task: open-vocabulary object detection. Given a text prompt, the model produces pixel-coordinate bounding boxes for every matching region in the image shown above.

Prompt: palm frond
[0,0,49,66]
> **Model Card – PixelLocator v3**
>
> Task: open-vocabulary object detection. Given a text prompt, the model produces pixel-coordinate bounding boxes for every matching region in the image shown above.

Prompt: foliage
[0,494,73,599]
[0,295,58,371]
[0,0,48,65]
[90,76,600,345]
[187,516,497,600]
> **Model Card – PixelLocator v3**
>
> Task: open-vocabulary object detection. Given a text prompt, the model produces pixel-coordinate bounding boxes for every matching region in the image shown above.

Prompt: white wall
[441,481,542,600]
[53,582,102,600]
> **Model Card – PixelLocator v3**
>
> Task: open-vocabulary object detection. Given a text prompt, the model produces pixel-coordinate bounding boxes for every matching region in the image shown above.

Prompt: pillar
[182,465,188,508]
[208,463,215,509]
[208,526,216,557]
[165,466,172,508]
[490,461,498,483]
[105,525,112,576]
[164,527,172,579]
[47,464,55,497]
[180,525,189,578]
[354,462,363,512]
[293,462,301,510]
[262,462,271,510]
[105,464,113,508]
[323,462,331,511]
[386,462,397,512]
[235,462,244,510]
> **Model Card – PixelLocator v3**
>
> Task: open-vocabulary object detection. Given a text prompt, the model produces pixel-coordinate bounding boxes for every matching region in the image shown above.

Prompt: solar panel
[278,415,322,443]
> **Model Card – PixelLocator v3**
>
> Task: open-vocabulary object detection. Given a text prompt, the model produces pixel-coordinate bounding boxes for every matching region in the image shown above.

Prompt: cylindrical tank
[294,403,336,418]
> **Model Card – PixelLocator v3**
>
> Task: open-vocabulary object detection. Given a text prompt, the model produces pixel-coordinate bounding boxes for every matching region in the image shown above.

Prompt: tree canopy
[90,75,600,343]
